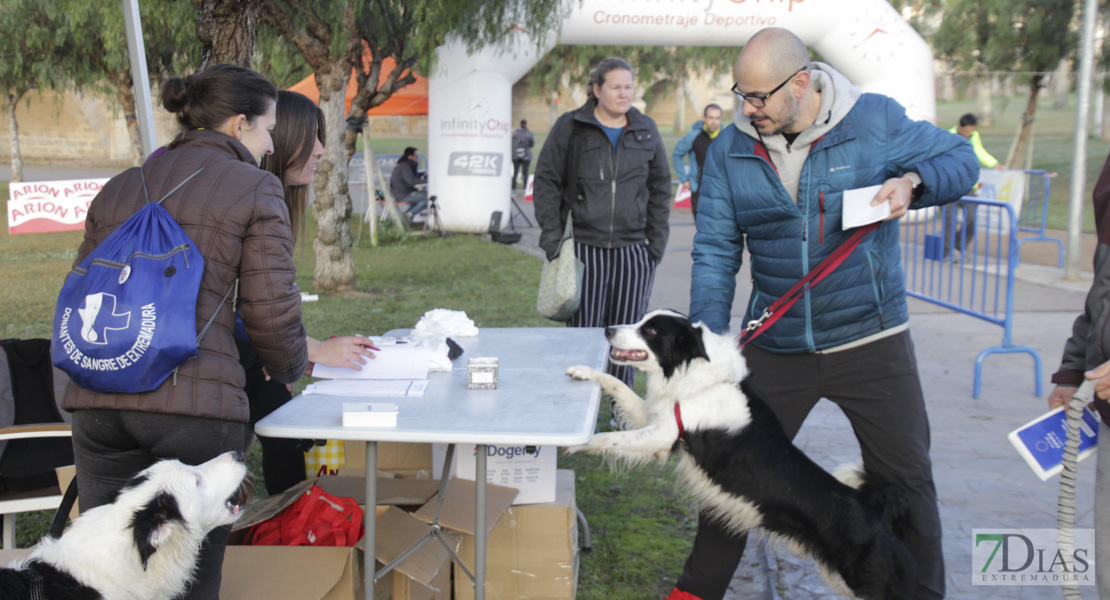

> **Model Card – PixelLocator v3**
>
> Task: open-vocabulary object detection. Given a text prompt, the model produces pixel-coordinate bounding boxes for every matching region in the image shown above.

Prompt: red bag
[246,485,364,547]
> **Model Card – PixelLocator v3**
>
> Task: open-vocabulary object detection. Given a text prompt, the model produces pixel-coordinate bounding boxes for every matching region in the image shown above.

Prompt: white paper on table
[306,379,428,397]
[841,184,890,230]
[311,344,431,380]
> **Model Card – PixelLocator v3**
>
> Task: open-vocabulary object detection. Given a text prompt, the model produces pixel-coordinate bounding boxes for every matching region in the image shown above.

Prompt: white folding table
[254,327,609,600]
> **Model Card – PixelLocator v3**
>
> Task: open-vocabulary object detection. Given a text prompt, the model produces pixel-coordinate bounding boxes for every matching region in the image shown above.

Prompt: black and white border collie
[0,451,252,600]
[566,310,916,600]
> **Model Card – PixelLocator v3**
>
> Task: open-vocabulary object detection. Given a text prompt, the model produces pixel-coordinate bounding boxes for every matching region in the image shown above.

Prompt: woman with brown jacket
[62,64,307,599]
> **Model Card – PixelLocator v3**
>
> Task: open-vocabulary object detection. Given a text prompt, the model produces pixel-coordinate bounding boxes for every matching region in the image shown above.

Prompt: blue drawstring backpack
[52,167,235,394]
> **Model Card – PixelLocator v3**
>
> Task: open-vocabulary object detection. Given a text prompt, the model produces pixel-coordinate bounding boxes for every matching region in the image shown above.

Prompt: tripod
[423,195,445,235]
[509,194,533,228]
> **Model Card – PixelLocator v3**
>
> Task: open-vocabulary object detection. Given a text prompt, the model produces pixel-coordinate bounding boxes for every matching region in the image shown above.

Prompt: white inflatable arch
[428,0,935,233]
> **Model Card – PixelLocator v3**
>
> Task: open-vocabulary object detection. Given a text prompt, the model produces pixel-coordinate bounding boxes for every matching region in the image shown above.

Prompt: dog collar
[674,403,686,443]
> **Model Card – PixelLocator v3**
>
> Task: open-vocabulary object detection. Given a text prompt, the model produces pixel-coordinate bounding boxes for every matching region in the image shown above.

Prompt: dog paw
[564,445,586,455]
[565,365,601,381]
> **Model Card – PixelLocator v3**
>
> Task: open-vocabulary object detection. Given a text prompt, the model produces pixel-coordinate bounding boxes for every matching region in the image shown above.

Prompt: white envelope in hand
[841,184,891,230]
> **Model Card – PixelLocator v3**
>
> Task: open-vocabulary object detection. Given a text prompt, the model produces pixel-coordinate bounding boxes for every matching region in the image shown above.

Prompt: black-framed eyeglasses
[731,66,807,109]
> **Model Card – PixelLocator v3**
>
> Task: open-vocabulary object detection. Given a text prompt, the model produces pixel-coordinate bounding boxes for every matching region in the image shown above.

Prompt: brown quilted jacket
[62,130,308,423]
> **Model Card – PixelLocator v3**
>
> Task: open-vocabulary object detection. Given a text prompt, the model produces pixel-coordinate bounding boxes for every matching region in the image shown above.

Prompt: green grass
[0,203,695,596]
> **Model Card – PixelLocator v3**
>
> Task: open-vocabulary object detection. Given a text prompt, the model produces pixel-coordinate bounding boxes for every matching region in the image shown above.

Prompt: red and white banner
[674,184,692,209]
[8,178,109,235]
[524,174,534,202]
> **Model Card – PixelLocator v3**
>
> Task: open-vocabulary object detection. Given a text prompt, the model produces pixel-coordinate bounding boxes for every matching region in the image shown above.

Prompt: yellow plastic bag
[303,439,345,478]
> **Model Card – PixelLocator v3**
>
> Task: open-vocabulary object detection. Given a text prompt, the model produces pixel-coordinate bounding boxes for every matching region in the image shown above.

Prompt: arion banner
[8,178,108,234]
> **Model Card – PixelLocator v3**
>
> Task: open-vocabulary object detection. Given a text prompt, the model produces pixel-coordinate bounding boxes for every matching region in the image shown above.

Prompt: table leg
[365,441,377,600]
[475,443,487,600]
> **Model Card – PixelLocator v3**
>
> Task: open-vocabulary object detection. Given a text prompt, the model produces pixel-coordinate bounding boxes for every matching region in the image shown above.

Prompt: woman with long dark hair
[246,91,374,494]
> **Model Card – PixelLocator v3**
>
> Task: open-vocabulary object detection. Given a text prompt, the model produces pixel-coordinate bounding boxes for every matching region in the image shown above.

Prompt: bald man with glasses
[675,27,978,600]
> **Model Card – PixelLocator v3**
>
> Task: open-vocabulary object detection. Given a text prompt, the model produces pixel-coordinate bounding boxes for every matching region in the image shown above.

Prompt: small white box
[342,402,398,427]
[432,443,556,505]
[467,357,499,390]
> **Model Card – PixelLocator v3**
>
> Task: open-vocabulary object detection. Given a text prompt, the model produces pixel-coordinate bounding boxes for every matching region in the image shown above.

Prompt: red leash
[674,403,686,444]
[738,222,880,349]
[678,223,879,443]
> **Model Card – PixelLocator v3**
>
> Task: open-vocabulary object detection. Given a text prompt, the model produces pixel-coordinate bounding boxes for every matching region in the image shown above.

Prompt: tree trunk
[344,105,364,162]
[114,75,143,165]
[312,65,356,292]
[548,91,559,127]
[8,91,23,183]
[196,0,261,69]
[1102,84,1110,141]
[1052,58,1070,110]
[673,76,686,133]
[975,74,993,126]
[940,71,956,102]
[1095,71,1105,137]
[1008,76,1044,169]
[684,78,699,117]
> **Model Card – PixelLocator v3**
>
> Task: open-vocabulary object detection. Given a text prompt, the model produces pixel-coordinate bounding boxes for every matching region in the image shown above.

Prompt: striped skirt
[568,241,657,386]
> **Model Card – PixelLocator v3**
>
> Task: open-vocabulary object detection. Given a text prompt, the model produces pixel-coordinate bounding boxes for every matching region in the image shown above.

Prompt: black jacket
[1054,152,1110,424]
[390,156,426,200]
[533,99,671,261]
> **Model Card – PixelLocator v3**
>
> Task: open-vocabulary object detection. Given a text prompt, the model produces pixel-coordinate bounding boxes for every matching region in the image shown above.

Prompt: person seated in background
[390,146,428,225]
[944,113,1007,258]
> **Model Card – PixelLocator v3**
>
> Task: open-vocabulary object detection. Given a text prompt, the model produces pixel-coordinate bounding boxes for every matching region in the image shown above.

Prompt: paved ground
[506,195,1101,599]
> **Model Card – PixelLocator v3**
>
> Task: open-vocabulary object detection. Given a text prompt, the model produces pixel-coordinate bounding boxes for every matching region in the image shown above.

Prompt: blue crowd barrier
[901,198,1042,398]
[979,169,1062,267]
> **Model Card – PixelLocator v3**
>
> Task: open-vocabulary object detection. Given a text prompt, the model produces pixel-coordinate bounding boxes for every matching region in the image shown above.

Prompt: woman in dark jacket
[63,64,308,599]
[532,57,671,386]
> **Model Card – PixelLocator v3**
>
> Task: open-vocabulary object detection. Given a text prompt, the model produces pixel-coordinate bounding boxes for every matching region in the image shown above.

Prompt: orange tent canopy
[287,56,428,116]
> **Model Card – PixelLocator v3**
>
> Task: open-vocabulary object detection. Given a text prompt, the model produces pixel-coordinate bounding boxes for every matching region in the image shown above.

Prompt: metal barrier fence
[901,198,1042,398]
[981,169,1062,267]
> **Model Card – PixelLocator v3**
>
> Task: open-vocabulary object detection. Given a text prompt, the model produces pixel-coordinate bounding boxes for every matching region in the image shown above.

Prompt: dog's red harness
[674,403,686,443]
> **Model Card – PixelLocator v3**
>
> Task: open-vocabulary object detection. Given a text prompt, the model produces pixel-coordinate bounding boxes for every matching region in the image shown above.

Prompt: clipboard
[1007,406,1099,480]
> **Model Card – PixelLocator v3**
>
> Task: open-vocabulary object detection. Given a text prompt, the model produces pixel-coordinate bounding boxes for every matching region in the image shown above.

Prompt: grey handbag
[536,219,584,321]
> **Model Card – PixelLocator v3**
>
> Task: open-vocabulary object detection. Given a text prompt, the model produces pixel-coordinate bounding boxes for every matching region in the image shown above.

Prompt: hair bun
[160,76,190,114]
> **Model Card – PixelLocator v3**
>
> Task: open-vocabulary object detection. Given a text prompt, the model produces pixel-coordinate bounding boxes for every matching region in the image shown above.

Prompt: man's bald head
[735,27,811,83]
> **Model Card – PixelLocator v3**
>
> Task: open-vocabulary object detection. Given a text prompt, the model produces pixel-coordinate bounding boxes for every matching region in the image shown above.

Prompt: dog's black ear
[675,324,710,367]
[131,491,184,569]
[656,321,710,378]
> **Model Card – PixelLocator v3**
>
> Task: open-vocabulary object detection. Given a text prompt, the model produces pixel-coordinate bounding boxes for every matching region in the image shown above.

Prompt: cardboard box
[342,441,433,478]
[412,477,519,536]
[221,544,361,600]
[229,476,455,600]
[432,443,557,505]
[454,469,579,600]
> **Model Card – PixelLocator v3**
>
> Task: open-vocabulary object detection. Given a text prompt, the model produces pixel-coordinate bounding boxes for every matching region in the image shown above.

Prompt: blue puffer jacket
[690,94,978,352]
[672,121,704,192]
